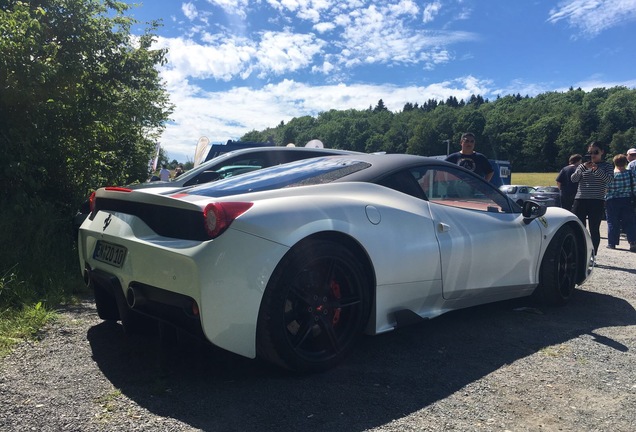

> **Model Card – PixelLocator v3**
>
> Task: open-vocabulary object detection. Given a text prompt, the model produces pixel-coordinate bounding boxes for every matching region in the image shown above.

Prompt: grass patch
[539,344,571,358]
[0,206,86,357]
[511,172,559,187]
[0,302,56,357]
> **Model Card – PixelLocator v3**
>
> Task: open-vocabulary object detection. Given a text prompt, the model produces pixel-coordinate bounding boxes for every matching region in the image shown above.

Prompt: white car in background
[499,184,537,206]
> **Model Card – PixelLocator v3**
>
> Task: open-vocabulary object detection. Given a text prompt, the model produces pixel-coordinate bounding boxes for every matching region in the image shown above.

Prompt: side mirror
[522,200,547,224]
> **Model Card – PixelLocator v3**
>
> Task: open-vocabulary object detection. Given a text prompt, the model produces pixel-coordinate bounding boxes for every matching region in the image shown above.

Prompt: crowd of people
[447,132,636,254]
[558,145,636,254]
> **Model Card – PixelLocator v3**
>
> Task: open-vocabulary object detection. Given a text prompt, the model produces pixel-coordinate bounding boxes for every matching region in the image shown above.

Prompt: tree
[373,99,388,112]
[0,0,174,302]
[0,0,173,213]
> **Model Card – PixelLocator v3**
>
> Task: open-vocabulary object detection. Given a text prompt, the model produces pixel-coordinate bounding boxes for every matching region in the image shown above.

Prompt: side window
[377,171,426,199]
[415,166,512,213]
[224,153,265,167]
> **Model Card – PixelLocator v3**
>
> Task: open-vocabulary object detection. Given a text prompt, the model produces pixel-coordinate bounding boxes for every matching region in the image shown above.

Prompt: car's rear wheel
[533,225,579,305]
[257,240,371,372]
[113,288,146,335]
[93,286,119,321]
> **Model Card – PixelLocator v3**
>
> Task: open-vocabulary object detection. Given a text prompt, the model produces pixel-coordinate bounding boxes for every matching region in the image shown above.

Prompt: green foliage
[0,0,174,215]
[240,87,636,172]
[0,206,85,309]
[0,1,172,320]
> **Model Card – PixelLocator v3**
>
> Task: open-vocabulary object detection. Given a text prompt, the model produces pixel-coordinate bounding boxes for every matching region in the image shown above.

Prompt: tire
[113,288,146,335]
[533,225,579,306]
[93,286,120,321]
[257,240,371,372]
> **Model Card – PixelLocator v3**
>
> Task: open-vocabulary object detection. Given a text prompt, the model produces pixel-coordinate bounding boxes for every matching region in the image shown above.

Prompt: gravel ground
[1,221,635,432]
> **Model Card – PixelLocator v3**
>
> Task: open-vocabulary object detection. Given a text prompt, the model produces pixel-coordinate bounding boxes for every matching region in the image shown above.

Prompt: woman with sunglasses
[571,141,614,254]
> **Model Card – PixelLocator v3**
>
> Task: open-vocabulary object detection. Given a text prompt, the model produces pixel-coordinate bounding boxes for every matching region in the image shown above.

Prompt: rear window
[186,157,370,198]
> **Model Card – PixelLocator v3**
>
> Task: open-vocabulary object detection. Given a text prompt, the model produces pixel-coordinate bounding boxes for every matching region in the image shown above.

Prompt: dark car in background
[136,146,359,189]
[74,146,359,230]
[530,186,561,207]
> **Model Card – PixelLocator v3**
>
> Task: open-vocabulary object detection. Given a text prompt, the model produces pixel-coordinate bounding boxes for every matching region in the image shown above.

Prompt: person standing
[555,154,582,211]
[605,154,636,251]
[445,132,494,182]
[627,148,636,171]
[571,141,614,254]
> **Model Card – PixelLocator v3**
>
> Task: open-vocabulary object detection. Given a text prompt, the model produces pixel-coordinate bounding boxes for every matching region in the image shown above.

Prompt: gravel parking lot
[1,221,635,432]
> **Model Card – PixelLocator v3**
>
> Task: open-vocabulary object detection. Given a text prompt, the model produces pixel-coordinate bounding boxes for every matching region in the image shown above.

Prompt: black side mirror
[522,200,547,224]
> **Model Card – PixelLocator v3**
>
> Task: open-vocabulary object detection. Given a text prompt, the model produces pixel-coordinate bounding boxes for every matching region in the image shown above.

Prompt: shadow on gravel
[87,290,636,432]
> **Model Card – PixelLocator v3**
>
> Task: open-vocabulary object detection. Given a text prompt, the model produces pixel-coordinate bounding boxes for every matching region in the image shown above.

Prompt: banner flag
[194,136,210,167]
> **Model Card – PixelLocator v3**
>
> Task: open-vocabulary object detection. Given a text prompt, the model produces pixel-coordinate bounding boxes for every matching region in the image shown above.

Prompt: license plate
[93,241,127,268]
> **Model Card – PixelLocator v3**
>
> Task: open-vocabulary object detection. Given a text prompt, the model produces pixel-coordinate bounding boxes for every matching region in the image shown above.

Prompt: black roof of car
[186,153,473,198]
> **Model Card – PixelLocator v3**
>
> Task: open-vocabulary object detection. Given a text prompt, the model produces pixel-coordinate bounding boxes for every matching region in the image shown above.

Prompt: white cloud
[313,21,336,33]
[156,36,256,84]
[205,0,251,18]
[423,2,442,24]
[182,2,198,21]
[265,0,336,20]
[548,0,636,37]
[256,31,325,76]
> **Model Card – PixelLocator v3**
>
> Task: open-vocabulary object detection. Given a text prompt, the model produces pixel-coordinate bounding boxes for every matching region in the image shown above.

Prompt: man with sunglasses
[571,141,614,254]
[445,132,494,182]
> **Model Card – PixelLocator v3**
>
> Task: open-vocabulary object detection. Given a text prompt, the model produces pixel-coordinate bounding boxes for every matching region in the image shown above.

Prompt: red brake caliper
[330,280,342,325]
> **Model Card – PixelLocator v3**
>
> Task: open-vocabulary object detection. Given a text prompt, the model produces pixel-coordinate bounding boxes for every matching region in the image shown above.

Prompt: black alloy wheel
[257,240,370,372]
[534,225,579,305]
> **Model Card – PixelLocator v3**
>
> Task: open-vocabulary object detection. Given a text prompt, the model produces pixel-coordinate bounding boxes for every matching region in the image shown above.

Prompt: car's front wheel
[257,240,371,372]
[533,225,579,305]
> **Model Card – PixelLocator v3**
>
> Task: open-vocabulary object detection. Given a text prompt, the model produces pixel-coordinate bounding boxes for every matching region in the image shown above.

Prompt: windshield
[186,156,370,198]
[175,151,238,183]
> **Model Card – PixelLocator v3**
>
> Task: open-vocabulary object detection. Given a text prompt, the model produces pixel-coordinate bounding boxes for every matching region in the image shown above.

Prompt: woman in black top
[571,141,614,254]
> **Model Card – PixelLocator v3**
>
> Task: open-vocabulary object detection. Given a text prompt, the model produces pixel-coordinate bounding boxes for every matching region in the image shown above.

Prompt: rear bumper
[78,209,289,359]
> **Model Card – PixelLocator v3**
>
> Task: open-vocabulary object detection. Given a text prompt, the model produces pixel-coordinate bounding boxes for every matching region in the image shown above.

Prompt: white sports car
[79,154,594,372]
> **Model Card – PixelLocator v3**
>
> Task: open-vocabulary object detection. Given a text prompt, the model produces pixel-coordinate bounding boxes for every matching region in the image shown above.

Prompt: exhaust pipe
[126,287,146,309]
[83,267,91,288]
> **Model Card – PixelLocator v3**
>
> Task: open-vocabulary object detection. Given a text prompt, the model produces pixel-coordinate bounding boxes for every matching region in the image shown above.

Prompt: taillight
[104,186,133,192]
[88,191,96,212]
[203,202,253,238]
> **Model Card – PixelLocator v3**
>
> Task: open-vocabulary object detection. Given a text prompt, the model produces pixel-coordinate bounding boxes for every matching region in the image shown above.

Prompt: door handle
[438,223,450,232]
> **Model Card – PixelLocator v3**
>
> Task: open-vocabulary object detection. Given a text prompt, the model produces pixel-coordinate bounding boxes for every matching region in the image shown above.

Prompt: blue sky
[122,0,636,162]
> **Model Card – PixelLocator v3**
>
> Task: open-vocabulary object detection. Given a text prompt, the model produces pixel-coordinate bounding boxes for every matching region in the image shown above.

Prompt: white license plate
[93,241,127,268]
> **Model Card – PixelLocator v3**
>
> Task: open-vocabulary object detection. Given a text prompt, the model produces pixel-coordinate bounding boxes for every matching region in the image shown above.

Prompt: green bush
[0,206,85,310]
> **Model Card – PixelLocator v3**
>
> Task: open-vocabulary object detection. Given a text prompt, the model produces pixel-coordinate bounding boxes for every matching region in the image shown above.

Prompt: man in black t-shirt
[445,132,494,182]
[555,153,582,212]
